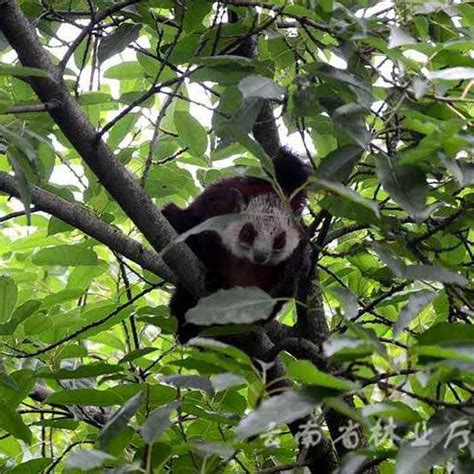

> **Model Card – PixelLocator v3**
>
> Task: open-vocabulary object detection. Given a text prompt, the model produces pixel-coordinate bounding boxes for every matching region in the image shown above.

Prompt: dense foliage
[0,0,473,473]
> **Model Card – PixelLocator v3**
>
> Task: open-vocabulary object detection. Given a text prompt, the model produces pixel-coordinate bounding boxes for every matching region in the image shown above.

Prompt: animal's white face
[221,194,301,266]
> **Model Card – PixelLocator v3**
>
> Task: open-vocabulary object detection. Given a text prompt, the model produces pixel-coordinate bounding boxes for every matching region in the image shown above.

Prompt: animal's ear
[230,188,247,213]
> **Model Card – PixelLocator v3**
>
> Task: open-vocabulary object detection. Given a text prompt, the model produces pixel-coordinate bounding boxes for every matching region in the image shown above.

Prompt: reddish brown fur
[163,148,311,342]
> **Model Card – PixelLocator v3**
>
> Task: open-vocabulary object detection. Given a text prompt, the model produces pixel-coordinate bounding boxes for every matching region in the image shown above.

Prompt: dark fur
[163,148,311,342]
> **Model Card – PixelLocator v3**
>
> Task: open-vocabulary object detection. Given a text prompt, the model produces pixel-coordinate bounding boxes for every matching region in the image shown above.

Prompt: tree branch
[0,0,204,297]
[0,171,174,282]
[0,101,57,114]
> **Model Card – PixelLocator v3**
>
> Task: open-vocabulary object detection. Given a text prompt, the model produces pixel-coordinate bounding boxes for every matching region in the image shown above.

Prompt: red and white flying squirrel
[163,147,311,342]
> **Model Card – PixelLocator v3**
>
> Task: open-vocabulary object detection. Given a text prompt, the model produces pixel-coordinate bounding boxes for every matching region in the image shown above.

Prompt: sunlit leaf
[186,287,275,326]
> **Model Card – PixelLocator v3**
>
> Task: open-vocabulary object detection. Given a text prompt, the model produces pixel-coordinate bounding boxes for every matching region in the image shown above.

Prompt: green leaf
[376,155,428,220]
[388,27,417,49]
[211,373,246,392]
[46,388,125,406]
[238,75,286,101]
[316,145,363,182]
[0,300,41,335]
[236,391,315,438]
[39,364,122,380]
[7,458,52,474]
[0,403,32,444]
[161,375,213,393]
[98,23,141,64]
[331,287,359,320]
[288,360,357,392]
[393,290,437,336]
[307,63,371,93]
[65,450,115,471]
[104,61,144,80]
[426,67,474,81]
[416,323,474,346]
[323,337,376,362]
[0,276,17,323]
[98,392,143,450]
[404,264,467,286]
[333,104,371,149]
[174,111,208,157]
[186,287,275,326]
[0,64,48,78]
[140,401,179,445]
[192,441,235,460]
[315,179,380,220]
[0,371,19,392]
[32,245,98,267]
[362,401,422,423]
[119,348,159,364]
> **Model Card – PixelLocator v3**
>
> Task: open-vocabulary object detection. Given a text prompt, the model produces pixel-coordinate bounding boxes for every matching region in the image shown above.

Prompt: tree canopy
[0,1,473,473]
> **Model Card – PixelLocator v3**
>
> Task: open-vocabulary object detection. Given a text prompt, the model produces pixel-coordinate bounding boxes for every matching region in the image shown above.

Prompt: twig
[0,102,58,114]
[59,0,144,70]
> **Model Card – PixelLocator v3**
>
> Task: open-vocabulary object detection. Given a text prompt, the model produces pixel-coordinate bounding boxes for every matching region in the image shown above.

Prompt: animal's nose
[253,251,268,264]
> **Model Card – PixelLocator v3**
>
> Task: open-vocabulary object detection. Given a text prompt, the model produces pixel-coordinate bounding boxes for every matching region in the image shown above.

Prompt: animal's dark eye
[239,223,256,246]
[273,231,286,251]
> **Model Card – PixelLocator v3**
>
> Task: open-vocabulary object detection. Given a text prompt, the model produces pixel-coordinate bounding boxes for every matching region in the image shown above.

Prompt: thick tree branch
[0,0,203,297]
[0,172,174,282]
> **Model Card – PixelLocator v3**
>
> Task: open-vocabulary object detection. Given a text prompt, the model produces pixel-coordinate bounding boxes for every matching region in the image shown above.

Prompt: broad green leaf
[236,391,315,438]
[98,23,141,64]
[333,104,371,149]
[362,402,422,423]
[7,458,52,474]
[0,371,19,392]
[331,287,359,320]
[376,155,428,220]
[98,392,143,450]
[38,364,122,380]
[404,264,467,286]
[182,0,212,31]
[119,348,159,364]
[192,441,235,460]
[104,61,144,80]
[46,388,125,406]
[161,375,213,393]
[0,403,32,444]
[394,290,437,336]
[211,373,246,392]
[416,323,474,346]
[288,360,357,392]
[0,64,48,78]
[323,337,376,362]
[32,245,98,267]
[174,111,208,157]
[316,145,363,182]
[315,179,380,220]
[388,27,417,49]
[140,401,179,445]
[238,75,286,101]
[0,276,17,323]
[65,450,114,471]
[426,67,474,81]
[186,287,275,326]
[307,63,371,92]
